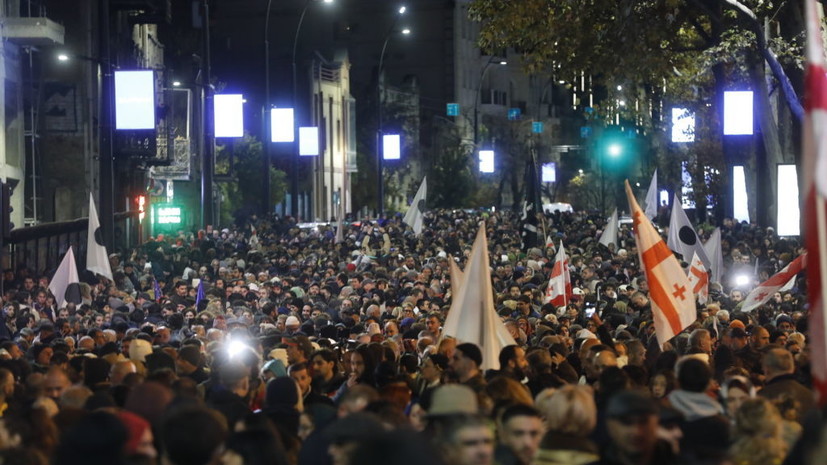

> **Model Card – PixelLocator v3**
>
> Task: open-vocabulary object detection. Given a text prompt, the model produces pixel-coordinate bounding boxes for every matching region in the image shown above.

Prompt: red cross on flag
[804,0,827,407]
[742,254,807,313]
[687,251,709,305]
[624,180,696,348]
[545,241,572,307]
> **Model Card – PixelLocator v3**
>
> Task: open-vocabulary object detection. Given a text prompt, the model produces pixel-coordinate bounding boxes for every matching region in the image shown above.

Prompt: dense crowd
[0,207,821,465]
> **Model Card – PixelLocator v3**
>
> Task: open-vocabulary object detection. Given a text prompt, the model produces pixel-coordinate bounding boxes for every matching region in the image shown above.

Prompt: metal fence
[7,211,139,275]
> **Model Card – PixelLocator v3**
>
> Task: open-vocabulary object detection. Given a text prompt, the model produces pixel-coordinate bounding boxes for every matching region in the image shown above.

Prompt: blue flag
[154,279,163,302]
[195,280,206,307]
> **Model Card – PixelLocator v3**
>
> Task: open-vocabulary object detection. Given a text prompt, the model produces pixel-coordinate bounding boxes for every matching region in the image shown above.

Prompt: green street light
[608,143,622,158]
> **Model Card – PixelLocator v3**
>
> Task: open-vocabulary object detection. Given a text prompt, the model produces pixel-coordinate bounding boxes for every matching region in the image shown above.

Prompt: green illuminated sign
[153,204,182,225]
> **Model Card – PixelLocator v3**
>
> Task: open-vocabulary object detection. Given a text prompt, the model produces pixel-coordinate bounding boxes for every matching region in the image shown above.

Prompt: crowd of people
[0,207,822,465]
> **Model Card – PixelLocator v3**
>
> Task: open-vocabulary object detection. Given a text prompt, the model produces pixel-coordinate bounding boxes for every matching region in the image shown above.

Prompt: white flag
[599,209,619,249]
[687,251,709,305]
[703,227,724,285]
[448,256,464,299]
[49,247,82,308]
[87,194,113,281]
[441,223,516,370]
[403,177,427,235]
[626,181,696,348]
[667,195,710,268]
[644,169,658,220]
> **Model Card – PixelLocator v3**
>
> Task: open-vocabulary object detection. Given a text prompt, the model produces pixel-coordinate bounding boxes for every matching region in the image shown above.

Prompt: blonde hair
[730,398,787,465]
[541,385,596,437]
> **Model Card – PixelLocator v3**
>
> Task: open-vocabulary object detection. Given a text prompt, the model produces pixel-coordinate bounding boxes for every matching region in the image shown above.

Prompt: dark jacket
[759,373,815,423]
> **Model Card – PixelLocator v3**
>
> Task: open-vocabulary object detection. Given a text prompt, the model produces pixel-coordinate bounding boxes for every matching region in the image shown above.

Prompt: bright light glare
[608,144,622,157]
[724,91,754,135]
[399,5,406,13]
[172,80,181,87]
[114,70,156,130]
[401,28,411,34]
[541,162,556,183]
[735,275,750,287]
[57,53,69,62]
[323,0,333,3]
[214,94,244,138]
[618,100,626,106]
[299,126,320,156]
[777,164,800,236]
[479,150,495,173]
[617,85,622,91]
[271,108,295,142]
[578,169,584,175]
[733,165,750,223]
[671,107,696,143]
[383,134,401,160]
[228,340,248,358]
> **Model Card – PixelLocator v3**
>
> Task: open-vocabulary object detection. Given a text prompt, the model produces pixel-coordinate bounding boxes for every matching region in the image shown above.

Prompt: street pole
[291,1,313,220]
[473,57,505,148]
[375,6,406,217]
[201,0,215,228]
[262,0,274,217]
[98,0,115,252]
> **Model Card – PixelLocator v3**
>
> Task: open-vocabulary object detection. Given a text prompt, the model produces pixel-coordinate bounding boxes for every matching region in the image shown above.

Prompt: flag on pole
[598,209,619,249]
[520,160,542,251]
[687,251,709,305]
[544,241,572,307]
[803,0,827,405]
[644,169,658,220]
[195,280,206,307]
[448,256,464,299]
[87,193,113,281]
[403,177,427,235]
[441,223,516,370]
[625,180,696,348]
[703,227,724,284]
[49,247,82,309]
[667,194,711,268]
[335,216,344,244]
[154,278,163,302]
[742,254,807,313]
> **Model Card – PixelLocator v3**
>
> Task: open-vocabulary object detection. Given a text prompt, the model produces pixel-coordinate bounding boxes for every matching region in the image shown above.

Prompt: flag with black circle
[667,194,710,269]
[49,247,82,309]
[520,160,542,252]
[87,193,113,281]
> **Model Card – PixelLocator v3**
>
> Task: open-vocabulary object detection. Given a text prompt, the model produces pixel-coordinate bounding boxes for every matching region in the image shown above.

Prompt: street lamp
[473,56,507,146]
[376,4,409,216]
[263,0,333,218]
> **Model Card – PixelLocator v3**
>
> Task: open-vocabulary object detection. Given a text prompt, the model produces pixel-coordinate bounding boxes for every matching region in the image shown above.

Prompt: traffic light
[136,195,146,224]
[0,183,13,240]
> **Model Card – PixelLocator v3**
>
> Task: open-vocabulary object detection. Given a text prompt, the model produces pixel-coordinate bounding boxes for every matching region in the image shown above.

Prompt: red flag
[687,251,709,305]
[804,0,827,406]
[625,180,696,348]
[545,241,571,307]
[741,254,807,313]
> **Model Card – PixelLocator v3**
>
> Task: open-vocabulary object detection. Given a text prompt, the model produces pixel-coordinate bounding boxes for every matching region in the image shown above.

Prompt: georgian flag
[544,241,572,307]
[803,0,827,406]
[742,254,807,313]
[687,251,709,305]
[625,181,696,348]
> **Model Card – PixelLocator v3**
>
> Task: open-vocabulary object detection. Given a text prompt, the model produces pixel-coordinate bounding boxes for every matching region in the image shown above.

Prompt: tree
[469,0,808,224]
[215,134,287,225]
